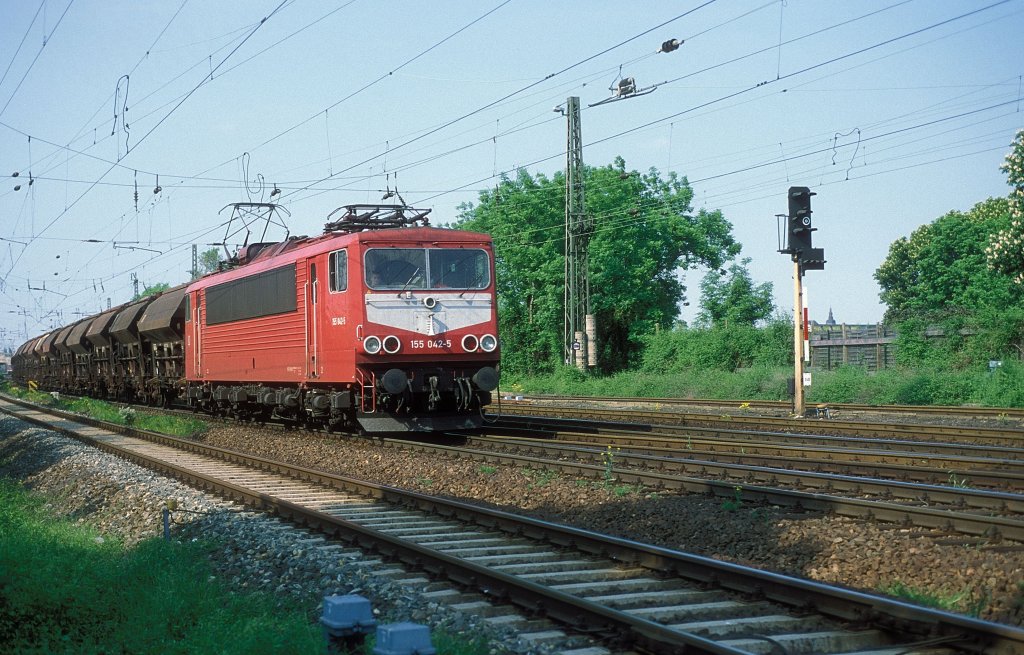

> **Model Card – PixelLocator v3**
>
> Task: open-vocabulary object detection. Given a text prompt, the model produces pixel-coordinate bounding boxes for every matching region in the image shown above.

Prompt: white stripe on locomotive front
[363,293,491,335]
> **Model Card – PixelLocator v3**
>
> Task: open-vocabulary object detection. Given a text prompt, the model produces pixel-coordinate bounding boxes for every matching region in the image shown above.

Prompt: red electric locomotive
[184,204,501,432]
[11,205,501,433]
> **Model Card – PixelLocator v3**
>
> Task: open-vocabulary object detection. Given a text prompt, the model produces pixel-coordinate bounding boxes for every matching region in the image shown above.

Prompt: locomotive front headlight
[382,335,401,354]
[461,334,479,352]
[364,335,382,354]
[480,334,497,352]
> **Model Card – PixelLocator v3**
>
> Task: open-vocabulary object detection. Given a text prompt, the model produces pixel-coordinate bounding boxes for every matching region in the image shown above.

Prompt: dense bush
[506,362,1023,408]
[504,318,1024,408]
[639,320,791,373]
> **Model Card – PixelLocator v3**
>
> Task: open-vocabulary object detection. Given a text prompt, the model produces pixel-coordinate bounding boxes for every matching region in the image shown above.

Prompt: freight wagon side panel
[195,264,308,383]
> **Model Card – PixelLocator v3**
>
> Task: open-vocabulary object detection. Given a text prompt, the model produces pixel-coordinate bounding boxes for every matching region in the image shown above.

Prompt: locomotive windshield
[365,248,489,290]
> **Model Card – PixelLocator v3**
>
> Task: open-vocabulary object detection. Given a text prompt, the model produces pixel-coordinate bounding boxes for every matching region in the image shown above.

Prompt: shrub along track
[3,396,1024,655]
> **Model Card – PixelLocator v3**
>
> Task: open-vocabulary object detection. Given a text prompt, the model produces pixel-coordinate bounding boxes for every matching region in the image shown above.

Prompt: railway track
[484,426,1022,490]
[387,434,1024,544]
[506,396,1024,421]
[488,403,1024,447]
[42,394,1024,541]
[4,396,1024,654]
[469,415,1024,543]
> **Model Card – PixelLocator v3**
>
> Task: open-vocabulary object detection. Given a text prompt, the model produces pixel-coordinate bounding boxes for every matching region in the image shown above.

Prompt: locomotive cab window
[428,248,489,289]
[365,248,489,290]
[365,248,426,290]
[329,249,348,292]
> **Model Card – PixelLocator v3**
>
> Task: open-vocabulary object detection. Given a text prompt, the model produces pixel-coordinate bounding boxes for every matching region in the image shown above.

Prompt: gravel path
[2,408,1023,645]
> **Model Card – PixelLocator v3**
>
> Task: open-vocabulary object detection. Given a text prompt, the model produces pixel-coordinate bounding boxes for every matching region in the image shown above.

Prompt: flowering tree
[987,129,1024,282]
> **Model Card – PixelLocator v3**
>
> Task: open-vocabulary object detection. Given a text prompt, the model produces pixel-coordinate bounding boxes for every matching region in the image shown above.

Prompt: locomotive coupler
[427,376,440,411]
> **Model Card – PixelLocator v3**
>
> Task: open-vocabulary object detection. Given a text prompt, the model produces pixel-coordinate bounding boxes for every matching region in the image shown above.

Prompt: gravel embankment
[2,409,1023,638]
[0,416,592,655]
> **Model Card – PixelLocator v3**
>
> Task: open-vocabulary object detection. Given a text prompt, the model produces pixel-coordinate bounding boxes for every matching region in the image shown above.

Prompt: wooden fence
[808,323,897,371]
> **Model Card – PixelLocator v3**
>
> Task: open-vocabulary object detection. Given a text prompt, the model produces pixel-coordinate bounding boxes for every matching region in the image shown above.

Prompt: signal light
[787,186,816,260]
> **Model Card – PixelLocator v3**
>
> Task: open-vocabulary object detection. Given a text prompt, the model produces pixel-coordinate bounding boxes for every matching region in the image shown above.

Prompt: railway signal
[784,187,826,271]
[778,186,826,417]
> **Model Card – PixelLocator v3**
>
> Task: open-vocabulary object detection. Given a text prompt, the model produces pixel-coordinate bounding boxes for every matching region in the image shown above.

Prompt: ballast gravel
[0,417,578,655]
[197,423,1024,627]
[2,408,1023,652]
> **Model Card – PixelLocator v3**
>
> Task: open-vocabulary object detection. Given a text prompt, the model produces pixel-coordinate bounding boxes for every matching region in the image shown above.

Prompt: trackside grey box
[321,594,376,636]
[372,622,436,655]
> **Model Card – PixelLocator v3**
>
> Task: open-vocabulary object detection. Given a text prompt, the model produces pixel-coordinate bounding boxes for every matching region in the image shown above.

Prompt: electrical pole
[556,44,679,370]
[793,259,805,415]
[191,244,199,280]
[561,96,594,370]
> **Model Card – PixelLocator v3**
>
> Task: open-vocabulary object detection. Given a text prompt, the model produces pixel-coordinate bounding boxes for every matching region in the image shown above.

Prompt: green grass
[0,479,494,655]
[522,467,558,488]
[0,478,321,654]
[1,382,208,438]
[0,381,59,406]
[503,361,1024,409]
[880,581,988,617]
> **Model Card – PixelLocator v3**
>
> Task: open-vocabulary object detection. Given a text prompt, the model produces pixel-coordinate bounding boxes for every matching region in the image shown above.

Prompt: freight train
[10,204,501,432]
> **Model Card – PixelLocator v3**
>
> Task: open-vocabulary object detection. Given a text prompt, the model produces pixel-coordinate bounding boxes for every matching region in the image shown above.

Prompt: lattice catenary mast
[562,96,595,370]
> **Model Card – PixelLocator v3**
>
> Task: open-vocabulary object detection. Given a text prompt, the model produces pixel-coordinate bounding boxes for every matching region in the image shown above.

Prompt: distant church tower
[825,307,837,326]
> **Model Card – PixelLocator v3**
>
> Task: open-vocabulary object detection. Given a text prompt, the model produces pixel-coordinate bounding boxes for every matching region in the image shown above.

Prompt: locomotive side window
[329,249,348,292]
[365,248,489,290]
[428,249,489,289]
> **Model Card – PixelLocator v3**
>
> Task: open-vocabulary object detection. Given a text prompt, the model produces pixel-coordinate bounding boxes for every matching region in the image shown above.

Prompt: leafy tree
[696,257,775,328]
[197,248,222,277]
[988,129,1024,282]
[455,157,738,374]
[876,196,1024,366]
[456,169,564,375]
[134,282,170,300]
[586,160,739,370]
[875,197,1019,323]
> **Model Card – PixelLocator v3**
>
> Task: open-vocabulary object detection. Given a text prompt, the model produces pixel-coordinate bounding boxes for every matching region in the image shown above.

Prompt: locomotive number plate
[410,339,451,349]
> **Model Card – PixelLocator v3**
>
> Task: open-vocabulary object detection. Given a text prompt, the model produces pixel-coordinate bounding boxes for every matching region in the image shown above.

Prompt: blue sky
[2,0,1022,350]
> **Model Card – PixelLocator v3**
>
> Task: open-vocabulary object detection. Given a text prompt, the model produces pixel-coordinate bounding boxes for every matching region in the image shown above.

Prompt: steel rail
[469,432,1024,492]
[490,406,1024,448]
[490,415,1024,462]
[387,438,1024,542]
[507,394,1024,420]
[3,396,1024,654]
